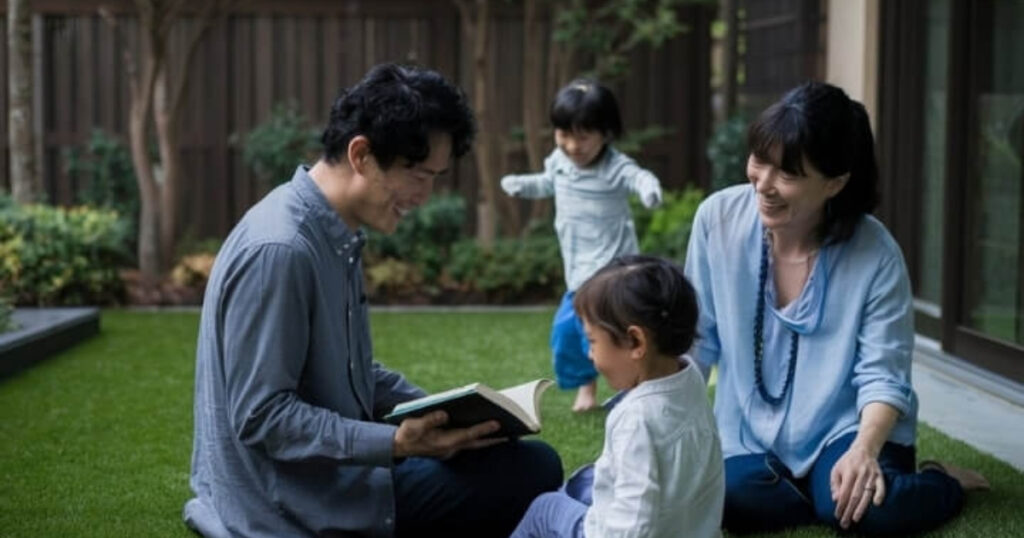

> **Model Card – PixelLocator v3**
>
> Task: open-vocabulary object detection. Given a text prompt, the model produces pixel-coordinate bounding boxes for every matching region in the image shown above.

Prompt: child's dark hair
[747,81,879,244]
[549,78,623,139]
[321,63,476,170]
[573,255,697,356]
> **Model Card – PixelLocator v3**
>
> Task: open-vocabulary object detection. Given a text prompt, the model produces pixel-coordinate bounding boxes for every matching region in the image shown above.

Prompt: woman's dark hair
[550,78,623,139]
[573,255,697,356]
[321,63,476,169]
[747,81,879,243]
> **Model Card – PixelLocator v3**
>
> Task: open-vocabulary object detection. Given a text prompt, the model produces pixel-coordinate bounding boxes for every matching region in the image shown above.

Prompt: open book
[384,379,553,438]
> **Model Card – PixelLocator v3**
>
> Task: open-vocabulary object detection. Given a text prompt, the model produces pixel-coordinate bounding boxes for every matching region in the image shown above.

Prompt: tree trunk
[7,0,38,203]
[522,0,551,225]
[461,0,498,247]
[109,0,224,280]
[130,92,162,281]
[155,69,180,269]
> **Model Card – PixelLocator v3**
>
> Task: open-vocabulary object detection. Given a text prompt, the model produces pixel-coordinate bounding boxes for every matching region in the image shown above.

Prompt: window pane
[917,0,950,309]
[965,0,1024,344]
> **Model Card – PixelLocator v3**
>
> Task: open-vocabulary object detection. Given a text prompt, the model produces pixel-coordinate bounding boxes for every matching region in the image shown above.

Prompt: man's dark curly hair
[321,63,476,169]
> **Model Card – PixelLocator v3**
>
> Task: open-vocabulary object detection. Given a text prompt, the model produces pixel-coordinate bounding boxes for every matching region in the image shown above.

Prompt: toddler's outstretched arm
[500,153,558,199]
[621,163,663,209]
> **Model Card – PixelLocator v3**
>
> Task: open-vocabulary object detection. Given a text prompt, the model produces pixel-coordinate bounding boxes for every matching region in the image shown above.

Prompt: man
[184,64,562,538]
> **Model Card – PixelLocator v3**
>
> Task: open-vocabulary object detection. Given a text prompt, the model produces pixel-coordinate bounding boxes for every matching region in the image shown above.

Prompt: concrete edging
[0,307,100,379]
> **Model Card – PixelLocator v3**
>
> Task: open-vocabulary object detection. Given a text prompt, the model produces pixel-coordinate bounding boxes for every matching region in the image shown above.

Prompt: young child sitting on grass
[510,255,725,538]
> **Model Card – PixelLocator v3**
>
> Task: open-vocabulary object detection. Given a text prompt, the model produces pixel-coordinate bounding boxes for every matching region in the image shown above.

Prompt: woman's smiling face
[747,149,847,237]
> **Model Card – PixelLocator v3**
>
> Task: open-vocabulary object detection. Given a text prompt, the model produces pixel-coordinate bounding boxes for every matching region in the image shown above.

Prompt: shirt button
[384,517,393,526]
[348,256,354,264]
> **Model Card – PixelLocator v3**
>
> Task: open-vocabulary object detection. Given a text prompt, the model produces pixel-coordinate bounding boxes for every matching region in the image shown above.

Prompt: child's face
[555,128,605,168]
[582,318,639,391]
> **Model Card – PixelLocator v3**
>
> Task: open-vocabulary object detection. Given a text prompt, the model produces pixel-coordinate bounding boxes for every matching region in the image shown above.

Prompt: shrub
[365,258,426,300]
[365,193,467,283]
[63,129,139,256]
[0,199,131,306]
[0,293,14,333]
[169,253,217,288]
[448,223,564,303]
[707,114,749,192]
[632,186,705,264]
[233,102,320,187]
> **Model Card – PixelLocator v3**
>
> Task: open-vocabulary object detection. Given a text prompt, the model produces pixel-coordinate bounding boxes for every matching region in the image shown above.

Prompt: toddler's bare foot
[919,460,991,491]
[572,382,598,413]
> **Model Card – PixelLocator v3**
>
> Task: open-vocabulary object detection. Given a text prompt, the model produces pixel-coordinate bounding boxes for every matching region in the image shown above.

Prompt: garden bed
[0,307,100,378]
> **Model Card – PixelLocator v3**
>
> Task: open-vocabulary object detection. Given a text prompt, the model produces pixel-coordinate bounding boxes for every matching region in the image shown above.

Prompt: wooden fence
[1,0,713,240]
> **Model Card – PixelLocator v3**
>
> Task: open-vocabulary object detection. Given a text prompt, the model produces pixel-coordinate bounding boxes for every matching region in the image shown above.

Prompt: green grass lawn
[0,310,1021,537]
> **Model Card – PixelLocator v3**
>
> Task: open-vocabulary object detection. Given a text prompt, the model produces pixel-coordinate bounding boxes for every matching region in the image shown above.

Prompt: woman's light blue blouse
[684,185,917,478]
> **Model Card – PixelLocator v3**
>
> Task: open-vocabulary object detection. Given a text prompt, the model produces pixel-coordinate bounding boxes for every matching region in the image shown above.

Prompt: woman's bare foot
[919,460,991,491]
[572,382,598,413]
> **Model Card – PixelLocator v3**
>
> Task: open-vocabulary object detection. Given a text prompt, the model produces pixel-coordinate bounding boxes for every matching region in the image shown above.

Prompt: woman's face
[746,150,847,238]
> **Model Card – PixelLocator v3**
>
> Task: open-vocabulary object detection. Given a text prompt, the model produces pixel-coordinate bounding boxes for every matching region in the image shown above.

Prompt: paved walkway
[913,337,1024,471]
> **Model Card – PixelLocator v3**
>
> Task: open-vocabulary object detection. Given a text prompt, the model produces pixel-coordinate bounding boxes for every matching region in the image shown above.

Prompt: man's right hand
[393,411,503,459]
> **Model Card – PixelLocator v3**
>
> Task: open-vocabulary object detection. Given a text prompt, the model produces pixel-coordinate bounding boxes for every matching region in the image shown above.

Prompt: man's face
[349,132,452,234]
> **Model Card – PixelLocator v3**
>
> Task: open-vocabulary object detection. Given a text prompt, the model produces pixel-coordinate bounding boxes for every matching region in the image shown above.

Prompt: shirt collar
[290,165,367,257]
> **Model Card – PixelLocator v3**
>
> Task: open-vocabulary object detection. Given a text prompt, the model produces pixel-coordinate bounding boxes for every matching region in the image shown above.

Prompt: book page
[497,379,553,428]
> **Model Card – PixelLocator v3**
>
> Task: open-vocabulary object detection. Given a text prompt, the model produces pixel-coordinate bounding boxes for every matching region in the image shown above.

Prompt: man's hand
[393,411,504,460]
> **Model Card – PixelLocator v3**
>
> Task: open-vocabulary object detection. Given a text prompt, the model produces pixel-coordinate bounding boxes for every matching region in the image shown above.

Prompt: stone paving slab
[913,340,1024,471]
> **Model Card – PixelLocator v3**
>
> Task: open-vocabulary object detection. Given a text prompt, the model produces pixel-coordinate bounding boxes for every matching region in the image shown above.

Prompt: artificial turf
[0,309,1020,537]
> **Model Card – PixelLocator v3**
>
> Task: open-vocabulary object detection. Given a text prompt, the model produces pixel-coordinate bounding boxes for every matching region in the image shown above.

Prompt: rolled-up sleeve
[852,252,915,416]
[222,243,396,466]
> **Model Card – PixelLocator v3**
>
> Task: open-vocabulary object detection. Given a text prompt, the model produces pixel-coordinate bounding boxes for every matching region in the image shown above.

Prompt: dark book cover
[385,392,535,438]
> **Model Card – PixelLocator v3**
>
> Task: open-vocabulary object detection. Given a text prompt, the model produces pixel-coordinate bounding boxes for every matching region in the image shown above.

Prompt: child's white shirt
[584,358,724,538]
[500,146,662,291]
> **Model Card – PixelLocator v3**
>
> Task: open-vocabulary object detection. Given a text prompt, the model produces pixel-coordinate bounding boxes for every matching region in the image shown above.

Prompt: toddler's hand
[641,187,662,209]
[500,175,522,196]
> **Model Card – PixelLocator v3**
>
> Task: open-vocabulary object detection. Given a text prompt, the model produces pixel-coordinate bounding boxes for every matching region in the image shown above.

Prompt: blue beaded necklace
[754,234,799,406]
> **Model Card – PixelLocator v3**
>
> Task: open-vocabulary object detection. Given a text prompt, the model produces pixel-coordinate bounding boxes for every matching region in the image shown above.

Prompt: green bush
[366,193,467,283]
[449,223,564,302]
[63,129,139,256]
[0,293,14,333]
[360,193,564,303]
[0,199,131,306]
[632,186,705,264]
[707,114,749,192]
[233,102,321,187]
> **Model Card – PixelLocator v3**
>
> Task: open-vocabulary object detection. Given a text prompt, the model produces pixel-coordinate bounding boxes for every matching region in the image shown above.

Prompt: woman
[684,81,988,535]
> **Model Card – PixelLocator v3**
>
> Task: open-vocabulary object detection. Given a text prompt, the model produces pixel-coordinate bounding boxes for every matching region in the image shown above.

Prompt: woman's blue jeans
[723,432,964,535]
